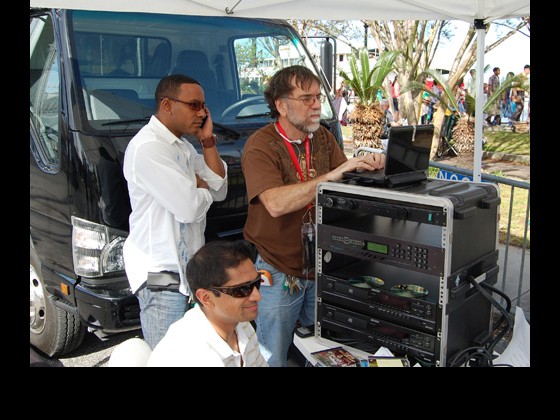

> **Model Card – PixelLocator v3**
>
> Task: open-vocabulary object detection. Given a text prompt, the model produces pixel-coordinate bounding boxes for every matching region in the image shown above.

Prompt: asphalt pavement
[437,153,530,181]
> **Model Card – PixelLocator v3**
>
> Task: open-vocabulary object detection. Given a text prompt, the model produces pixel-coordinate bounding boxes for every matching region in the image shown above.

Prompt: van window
[235,35,311,97]
[73,32,170,78]
[67,10,334,133]
[30,13,61,173]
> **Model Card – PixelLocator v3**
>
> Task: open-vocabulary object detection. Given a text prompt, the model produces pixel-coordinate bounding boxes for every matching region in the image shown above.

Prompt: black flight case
[315,178,501,367]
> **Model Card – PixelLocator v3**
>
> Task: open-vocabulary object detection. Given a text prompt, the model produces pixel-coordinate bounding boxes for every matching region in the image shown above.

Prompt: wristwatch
[199,134,218,149]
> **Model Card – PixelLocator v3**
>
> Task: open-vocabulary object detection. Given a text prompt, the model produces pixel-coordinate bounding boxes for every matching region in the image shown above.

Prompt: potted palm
[339,49,401,150]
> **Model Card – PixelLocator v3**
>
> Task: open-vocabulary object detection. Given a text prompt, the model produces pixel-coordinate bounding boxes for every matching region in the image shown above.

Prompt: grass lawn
[483,130,530,156]
[482,130,530,248]
[498,184,530,248]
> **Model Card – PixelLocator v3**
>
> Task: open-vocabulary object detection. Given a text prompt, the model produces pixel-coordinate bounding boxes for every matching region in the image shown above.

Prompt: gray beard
[286,108,320,134]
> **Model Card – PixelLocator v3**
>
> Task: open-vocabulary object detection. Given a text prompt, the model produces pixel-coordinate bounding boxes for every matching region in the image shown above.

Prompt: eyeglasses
[165,97,206,111]
[282,94,325,106]
[207,274,262,298]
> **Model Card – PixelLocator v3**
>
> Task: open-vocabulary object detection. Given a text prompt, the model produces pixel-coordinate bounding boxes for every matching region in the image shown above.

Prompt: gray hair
[381,98,390,107]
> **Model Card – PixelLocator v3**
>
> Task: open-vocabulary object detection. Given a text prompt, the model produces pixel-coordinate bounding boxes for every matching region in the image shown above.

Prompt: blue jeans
[136,286,189,349]
[254,254,316,367]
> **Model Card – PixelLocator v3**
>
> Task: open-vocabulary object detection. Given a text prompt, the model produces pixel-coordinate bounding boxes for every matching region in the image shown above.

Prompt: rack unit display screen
[366,241,388,254]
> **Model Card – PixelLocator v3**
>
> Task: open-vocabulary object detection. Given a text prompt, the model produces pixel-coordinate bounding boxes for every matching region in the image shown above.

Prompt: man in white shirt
[123,74,228,349]
[147,240,268,367]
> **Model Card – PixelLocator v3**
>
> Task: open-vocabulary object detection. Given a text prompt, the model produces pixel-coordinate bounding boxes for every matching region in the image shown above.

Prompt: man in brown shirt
[242,65,385,366]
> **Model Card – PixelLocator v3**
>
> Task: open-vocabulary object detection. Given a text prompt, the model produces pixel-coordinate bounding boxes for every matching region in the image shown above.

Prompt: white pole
[473,20,486,183]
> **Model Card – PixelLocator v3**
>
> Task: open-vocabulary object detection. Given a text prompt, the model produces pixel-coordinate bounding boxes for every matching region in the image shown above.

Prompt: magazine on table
[311,347,360,367]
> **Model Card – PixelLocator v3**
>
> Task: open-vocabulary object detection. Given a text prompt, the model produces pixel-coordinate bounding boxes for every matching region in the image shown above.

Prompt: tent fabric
[30,0,530,23]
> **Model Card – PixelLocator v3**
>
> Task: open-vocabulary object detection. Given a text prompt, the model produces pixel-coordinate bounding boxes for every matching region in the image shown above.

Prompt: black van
[30,8,343,356]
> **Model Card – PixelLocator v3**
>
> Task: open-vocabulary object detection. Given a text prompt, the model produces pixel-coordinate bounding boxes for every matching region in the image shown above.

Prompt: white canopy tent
[29,0,530,181]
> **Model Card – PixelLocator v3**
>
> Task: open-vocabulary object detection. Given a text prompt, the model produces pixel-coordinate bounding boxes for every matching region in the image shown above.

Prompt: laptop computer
[343,124,434,187]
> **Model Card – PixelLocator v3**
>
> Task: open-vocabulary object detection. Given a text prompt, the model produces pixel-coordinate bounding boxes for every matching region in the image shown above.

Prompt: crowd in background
[334,64,530,131]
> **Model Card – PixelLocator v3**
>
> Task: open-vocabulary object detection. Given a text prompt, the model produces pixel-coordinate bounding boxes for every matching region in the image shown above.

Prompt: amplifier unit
[318,273,438,333]
[318,302,437,365]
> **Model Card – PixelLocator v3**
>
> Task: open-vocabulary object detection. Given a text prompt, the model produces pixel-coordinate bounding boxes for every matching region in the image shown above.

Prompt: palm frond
[370,50,401,89]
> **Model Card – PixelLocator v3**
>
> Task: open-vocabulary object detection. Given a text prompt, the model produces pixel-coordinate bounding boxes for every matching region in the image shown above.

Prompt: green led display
[366,241,388,254]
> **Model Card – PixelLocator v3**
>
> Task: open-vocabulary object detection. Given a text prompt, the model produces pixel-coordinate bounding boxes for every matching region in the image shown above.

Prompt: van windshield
[68,10,334,132]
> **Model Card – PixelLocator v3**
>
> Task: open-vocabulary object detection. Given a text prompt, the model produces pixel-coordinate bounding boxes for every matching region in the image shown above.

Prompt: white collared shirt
[123,116,227,295]
[146,305,269,367]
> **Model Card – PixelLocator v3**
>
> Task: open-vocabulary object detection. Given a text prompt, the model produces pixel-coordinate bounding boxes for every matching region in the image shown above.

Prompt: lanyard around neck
[275,121,310,183]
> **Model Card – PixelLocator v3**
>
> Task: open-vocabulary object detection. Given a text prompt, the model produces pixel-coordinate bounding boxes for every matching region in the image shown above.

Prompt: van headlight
[72,216,127,277]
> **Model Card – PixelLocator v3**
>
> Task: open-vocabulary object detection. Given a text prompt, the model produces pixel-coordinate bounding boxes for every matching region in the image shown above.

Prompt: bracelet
[199,134,218,149]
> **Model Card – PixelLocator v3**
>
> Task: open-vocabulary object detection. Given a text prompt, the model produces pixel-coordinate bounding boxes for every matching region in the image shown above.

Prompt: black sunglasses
[207,274,262,298]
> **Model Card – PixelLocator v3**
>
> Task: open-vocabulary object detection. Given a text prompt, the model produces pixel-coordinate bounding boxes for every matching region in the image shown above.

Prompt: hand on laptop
[351,152,386,172]
[325,152,386,181]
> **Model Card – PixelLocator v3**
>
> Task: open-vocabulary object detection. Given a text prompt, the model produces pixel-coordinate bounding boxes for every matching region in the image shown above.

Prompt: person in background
[241,65,385,367]
[420,91,431,124]
[503,71,516,122]
[521,64,530,122]
[465,68,477,98]
[486,67,502,125]
[147,240,268,367]
[510,95,524,122]
[390,73,400,122]
[123,74,228,349]
[482,82,489,122]
[430,81,443,120]
[339,80,349,103]
[333,83,349,126]
[380,98,400,139]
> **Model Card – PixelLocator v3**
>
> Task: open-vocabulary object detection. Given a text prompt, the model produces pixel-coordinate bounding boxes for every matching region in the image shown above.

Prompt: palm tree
[339,49,401,150]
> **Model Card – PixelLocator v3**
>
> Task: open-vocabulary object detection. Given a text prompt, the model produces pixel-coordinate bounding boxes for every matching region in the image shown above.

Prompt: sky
[431,20,530,81]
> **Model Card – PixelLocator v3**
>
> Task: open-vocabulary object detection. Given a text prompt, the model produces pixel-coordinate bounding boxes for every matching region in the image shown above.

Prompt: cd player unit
[315,179,500,366]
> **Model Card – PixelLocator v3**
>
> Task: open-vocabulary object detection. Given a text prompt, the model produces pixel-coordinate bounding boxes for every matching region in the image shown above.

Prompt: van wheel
[30,260,86,357]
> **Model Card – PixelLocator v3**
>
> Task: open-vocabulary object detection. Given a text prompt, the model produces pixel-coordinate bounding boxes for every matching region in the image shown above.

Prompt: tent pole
[473,19,486,182]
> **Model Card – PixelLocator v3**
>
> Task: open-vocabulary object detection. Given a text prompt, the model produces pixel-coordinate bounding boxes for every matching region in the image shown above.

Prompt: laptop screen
[384,124,434,176]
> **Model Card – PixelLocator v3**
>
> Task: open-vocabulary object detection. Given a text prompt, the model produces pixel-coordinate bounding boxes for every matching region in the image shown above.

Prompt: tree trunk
[430,108,446,159]
[453,116,475,169]
[349,103,385,150]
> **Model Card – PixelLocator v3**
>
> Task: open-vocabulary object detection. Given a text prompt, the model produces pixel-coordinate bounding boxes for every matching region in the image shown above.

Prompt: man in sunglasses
[123,74,227,350]
[147,240,268,367]
[241,65,386,367]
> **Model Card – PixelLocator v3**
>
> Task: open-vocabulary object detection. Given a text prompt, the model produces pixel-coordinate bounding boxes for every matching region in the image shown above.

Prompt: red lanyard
[275,121,310,183]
